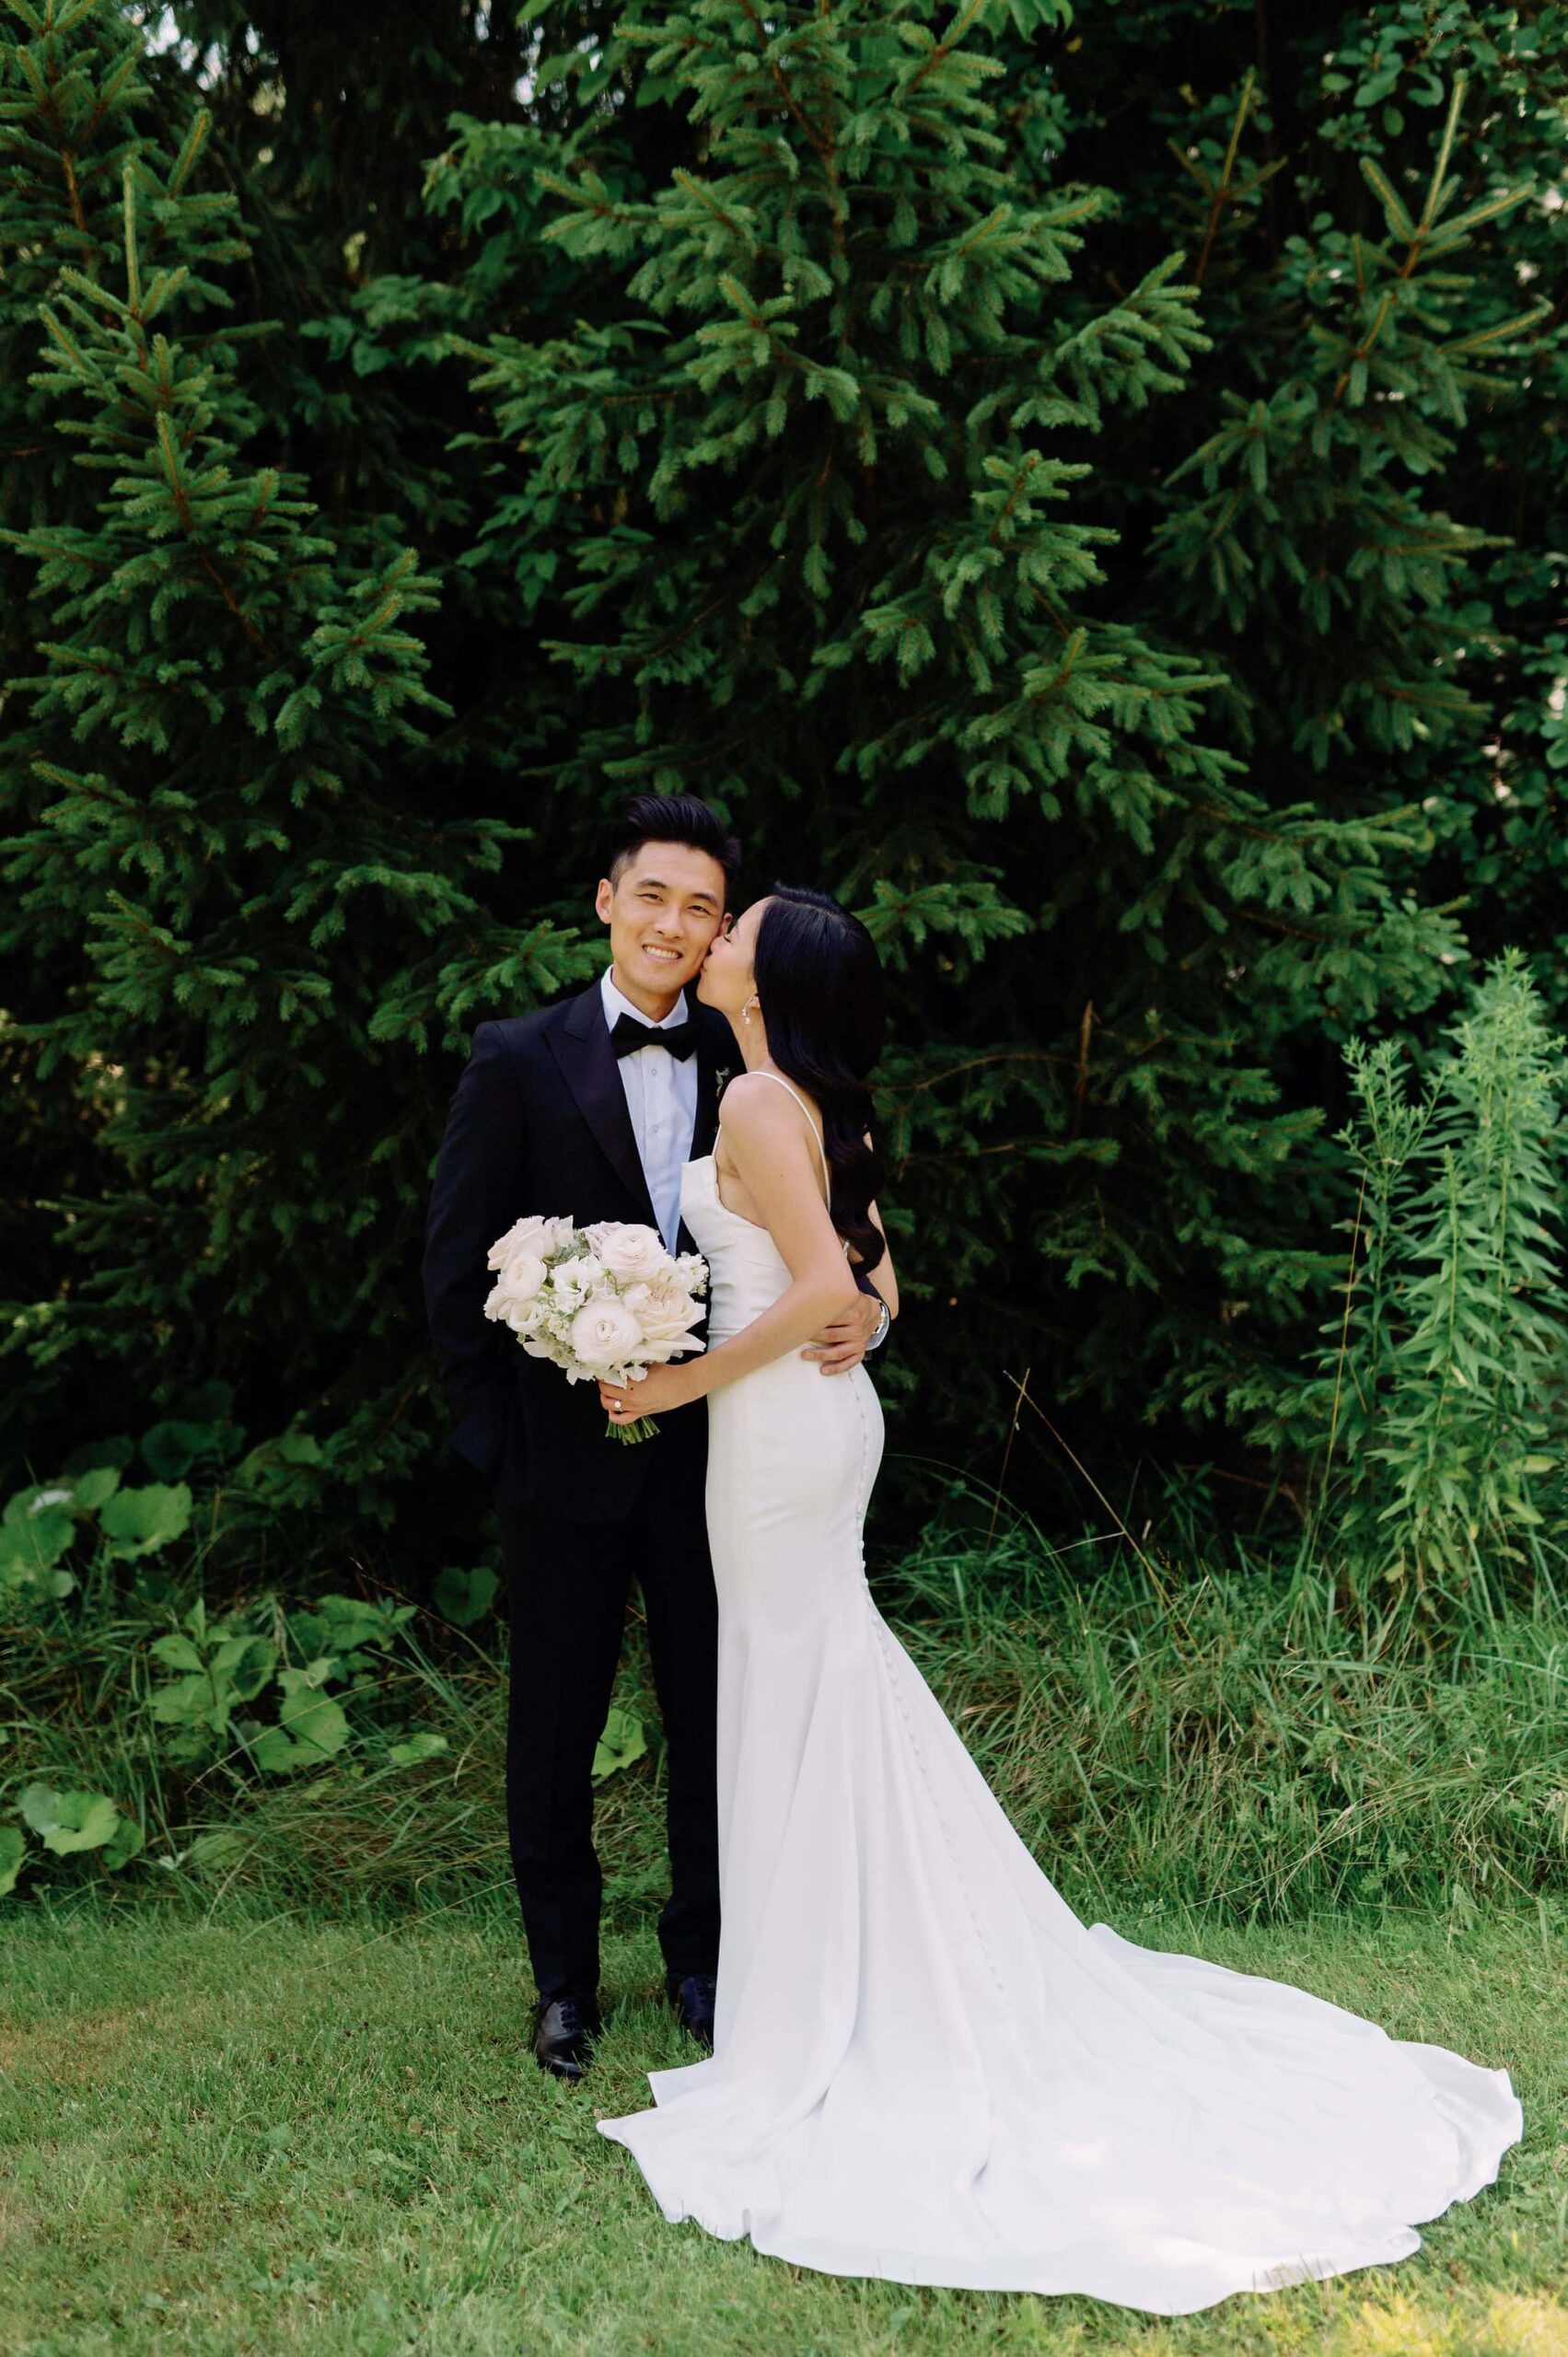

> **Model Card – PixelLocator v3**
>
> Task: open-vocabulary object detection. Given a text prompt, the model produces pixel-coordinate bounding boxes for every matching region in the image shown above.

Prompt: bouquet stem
[605,1414,660,1446]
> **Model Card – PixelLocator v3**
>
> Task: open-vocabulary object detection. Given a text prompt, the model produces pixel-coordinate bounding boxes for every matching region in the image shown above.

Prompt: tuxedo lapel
[691,1007,735,1164]
[549,983,657,1225]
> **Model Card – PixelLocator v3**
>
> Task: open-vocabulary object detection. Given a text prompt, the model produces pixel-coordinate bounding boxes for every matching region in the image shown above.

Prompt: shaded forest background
[4,0,1565,1588]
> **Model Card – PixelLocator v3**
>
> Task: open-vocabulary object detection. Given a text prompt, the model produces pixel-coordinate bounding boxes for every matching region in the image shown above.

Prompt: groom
[422,795,888,2080]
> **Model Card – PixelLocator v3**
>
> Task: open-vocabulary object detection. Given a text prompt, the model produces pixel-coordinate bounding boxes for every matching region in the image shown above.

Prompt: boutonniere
[714,1064,734,1101]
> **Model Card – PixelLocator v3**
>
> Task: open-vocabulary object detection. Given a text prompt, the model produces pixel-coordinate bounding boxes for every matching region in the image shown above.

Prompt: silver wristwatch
[868,1297,891,1350]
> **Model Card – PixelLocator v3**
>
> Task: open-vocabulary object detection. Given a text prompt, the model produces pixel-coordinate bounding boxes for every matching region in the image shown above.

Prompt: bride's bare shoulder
[719,1073,819,1157]
[721,1071,806,1120]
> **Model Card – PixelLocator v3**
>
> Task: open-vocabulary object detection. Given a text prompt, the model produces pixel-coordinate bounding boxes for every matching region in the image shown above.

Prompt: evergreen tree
[1034,2,1566,1463]
[0,0,573,1534]
[7,0,1566,1550]
[1,0,250,1467]
[451,0,1474,1478]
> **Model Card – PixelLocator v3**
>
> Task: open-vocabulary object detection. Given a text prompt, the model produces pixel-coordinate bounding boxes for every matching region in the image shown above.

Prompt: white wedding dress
[598,1078,1523,2316]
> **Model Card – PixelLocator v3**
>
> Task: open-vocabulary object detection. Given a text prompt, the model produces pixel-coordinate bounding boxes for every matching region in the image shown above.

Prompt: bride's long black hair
[752,885,887,1275]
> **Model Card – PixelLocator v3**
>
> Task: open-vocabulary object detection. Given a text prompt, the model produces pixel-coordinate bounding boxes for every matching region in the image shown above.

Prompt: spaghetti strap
[728,1069,831,1205]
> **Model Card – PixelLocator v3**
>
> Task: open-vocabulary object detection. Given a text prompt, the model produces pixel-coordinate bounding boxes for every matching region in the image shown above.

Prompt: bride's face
[698,895,769,1019]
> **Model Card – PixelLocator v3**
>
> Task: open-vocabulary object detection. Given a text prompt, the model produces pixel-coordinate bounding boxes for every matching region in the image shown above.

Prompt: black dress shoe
[667,1972,717,2049]
[533,1991,600,2081]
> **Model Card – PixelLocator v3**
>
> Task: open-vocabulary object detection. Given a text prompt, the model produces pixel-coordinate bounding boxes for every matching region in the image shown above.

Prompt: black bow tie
[610,1010,698,1062]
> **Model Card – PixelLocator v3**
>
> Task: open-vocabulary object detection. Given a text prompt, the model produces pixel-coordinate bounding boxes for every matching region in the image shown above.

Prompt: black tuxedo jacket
[422,981,738,1524]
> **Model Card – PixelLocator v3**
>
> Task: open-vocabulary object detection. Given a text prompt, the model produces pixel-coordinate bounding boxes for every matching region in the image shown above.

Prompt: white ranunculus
[569,1297,645,1371]
[592,1224,672,1286]
[495,1248,546,1305]
[626,1275,703,1342]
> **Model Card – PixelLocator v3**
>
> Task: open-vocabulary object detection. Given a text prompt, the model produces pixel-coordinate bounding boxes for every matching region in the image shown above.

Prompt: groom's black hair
[607,794,741,902]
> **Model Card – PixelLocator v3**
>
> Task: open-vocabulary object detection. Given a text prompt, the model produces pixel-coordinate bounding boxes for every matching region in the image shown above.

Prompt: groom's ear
[595,877,614,923]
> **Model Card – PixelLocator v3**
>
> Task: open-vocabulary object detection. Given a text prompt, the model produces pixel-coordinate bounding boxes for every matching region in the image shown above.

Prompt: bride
[595,883,1522,2316]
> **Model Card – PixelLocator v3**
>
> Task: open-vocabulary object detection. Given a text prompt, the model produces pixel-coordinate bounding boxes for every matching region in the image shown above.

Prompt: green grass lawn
[3,1904,1564,2357]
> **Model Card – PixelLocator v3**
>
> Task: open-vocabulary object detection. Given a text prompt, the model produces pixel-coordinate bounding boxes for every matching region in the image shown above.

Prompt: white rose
[487,1214,549,1272]
[487,1213,575,1272]
[591,1224,672,1286]
[569,1298,645,1372]
[627,1275,703,1343]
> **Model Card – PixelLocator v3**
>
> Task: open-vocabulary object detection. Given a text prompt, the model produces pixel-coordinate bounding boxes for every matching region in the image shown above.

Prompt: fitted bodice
[680,1153,796,1344]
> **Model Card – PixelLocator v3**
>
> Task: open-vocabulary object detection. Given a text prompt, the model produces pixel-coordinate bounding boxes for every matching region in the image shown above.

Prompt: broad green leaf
[250,1725,304,1773]
[0,1827,25,1898]
[151,1672,226,1732]
[313,1595,406,1652]
[287,1655,340,1692]
[210,1635,276,1700]
[19,1785,60,1836]
[100,1482,192,1559]
[104,1814,145,1872]
[388,1732,448,1770]
[4,1481,77,1527]
[0,1512,75,1580]
[434,1563,500,1627]
[275,1677,351,1759]
[592,1706,647,1782]
[71,1464,122,1513]
[236,1431,323,1485]
[63,1437,134,1480]
[187,1830,248,1874]
[23,1787,121,1854]
[140,1420,221,1481]
[151,1632,205,1672]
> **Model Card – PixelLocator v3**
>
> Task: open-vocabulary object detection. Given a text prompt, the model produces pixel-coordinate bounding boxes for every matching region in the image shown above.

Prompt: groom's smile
[596,838,731,1020]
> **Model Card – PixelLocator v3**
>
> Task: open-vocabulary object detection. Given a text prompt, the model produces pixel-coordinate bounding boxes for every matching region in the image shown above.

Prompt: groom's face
[596,840,729,1012]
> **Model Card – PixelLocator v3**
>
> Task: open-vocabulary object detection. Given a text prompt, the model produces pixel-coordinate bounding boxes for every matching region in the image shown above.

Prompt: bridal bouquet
[482,1214,709,1445]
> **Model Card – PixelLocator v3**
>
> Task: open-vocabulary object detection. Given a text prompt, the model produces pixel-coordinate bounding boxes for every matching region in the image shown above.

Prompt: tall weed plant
[1272,950,1568,1586]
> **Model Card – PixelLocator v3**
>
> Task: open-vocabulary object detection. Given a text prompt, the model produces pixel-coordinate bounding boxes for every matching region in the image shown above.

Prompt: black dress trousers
[498,1431,721,2002]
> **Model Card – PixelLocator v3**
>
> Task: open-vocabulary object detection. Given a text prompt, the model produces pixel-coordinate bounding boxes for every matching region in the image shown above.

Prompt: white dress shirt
[600,964,700,1251]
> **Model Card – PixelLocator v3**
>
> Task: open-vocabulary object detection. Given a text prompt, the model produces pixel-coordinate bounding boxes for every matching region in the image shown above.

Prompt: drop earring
[743,1002,755,1029]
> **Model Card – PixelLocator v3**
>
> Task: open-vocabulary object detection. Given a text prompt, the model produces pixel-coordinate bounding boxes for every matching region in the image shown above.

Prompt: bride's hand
[599,1365,692,1422]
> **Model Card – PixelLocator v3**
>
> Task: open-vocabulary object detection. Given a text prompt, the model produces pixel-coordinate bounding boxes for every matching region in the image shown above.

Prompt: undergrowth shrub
[889,1487,1568,1922]
[1257,947,1568,1585]
[0,1406,510,1906]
